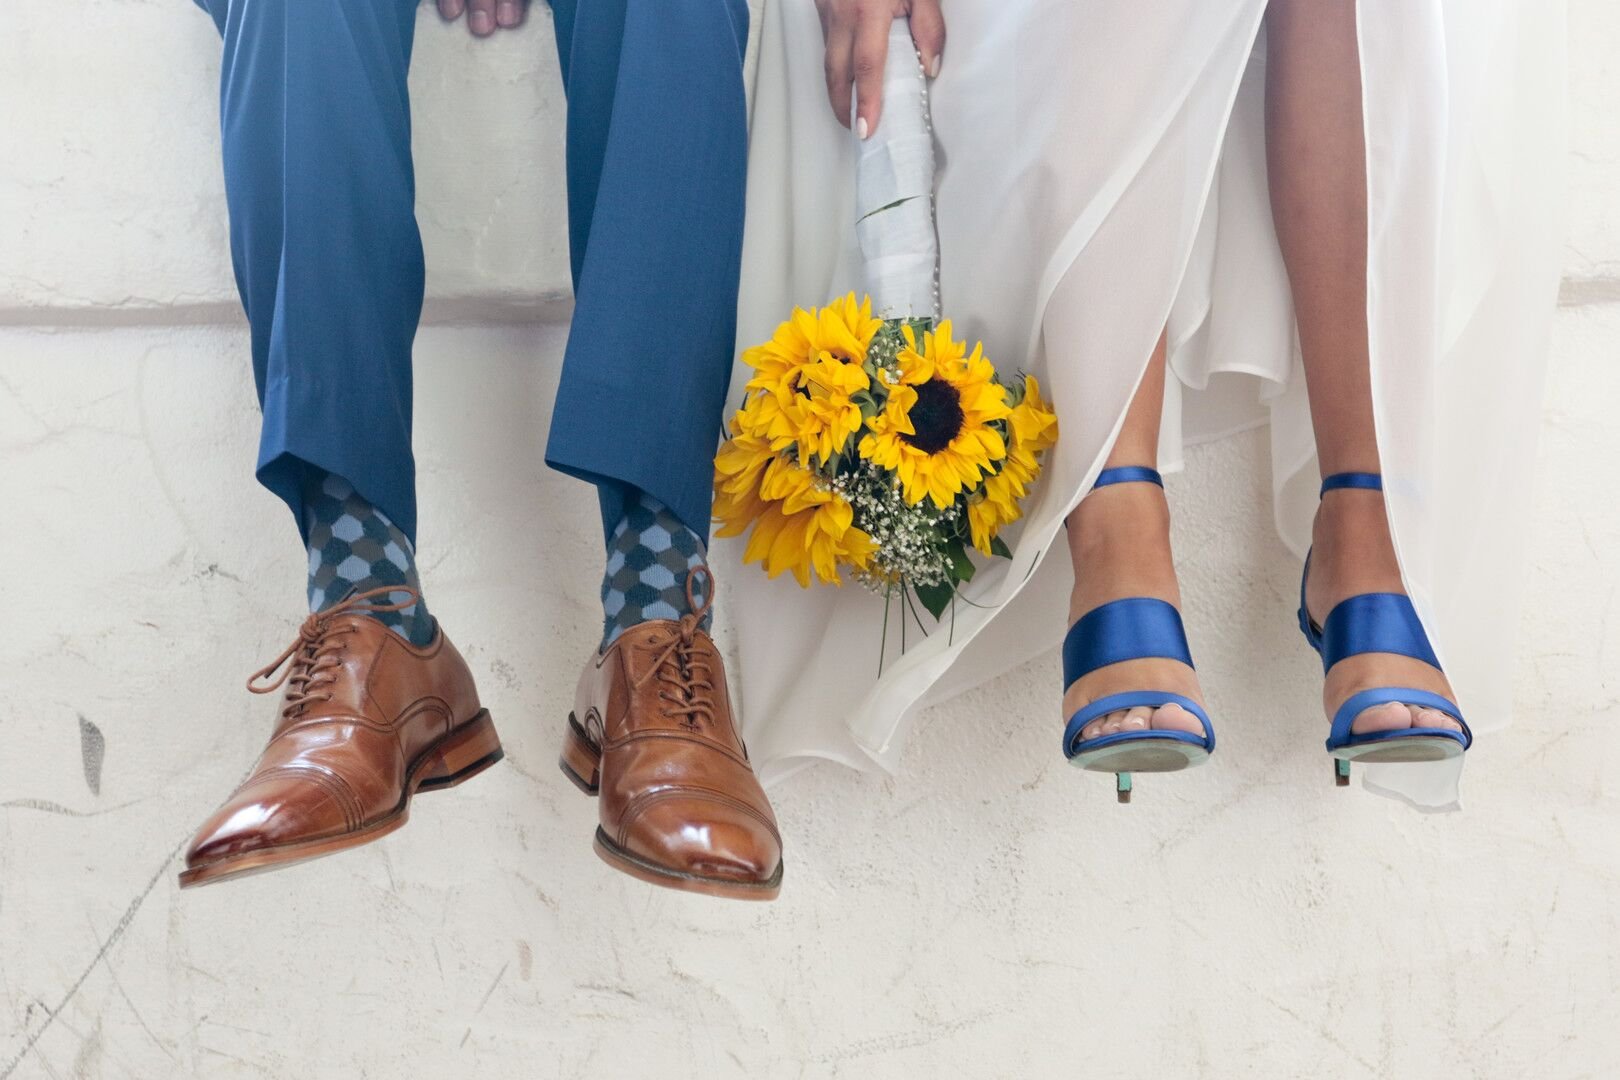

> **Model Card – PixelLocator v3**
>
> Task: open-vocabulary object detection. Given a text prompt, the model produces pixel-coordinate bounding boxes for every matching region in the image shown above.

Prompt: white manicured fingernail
[856,117,869,140]
[928,54,941,78]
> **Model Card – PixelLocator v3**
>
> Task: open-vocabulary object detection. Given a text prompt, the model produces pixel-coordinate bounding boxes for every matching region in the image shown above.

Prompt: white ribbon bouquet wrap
[855,22,940,323]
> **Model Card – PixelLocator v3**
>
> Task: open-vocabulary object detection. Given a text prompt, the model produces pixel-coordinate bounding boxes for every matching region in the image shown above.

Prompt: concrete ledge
[0,276,1608,329]
[0,292,575,329]
[1,2,573,313]
[3,0,1613,321]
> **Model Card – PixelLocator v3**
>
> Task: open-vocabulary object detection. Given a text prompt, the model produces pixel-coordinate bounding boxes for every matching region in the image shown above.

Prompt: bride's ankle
[1307,490,1404,609]
[1066,482,1178,621]
[1066,479,1171,554]
[1311,489,1393,552]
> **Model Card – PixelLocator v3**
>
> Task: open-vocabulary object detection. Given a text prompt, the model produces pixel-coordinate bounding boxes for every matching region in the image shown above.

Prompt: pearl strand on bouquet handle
[853,19,939,324]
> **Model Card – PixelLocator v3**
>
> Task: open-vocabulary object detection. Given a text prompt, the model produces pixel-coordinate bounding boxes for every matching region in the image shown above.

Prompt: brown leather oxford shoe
[180,587,503,888]
[560,569,783,900]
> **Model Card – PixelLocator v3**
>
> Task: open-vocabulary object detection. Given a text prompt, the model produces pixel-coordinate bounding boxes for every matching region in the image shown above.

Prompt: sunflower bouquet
[714,20,1057,635]
[713,293,1057,622]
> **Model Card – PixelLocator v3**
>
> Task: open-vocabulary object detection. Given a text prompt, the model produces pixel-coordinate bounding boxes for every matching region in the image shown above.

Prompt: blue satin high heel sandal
[1061,467,1215,802]
[1299,472,1472,786]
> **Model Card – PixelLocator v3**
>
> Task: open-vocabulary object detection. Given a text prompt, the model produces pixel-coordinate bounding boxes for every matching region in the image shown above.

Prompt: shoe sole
[559,713,783,902]
[178,709,504,889]
[1333,735,1464,765]
[1068,740,1211,774]
[1329,735,1464,787]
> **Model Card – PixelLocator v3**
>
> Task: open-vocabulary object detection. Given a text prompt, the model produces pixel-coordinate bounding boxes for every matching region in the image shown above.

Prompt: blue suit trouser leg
[543,0,751,545]
[197,0,425,544]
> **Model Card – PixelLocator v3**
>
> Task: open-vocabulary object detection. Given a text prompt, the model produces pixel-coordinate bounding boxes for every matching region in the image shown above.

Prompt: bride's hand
[436,0,528,36]
[816,0,944,139]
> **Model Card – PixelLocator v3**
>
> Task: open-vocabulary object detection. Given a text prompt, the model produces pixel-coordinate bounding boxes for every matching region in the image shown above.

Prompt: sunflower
[858,321,1011,509]
[741,293,882,466]
[712,420,778,539]
[762,354,871,466]
[968,374,1059,553]
[728,390,775,442]
[738,459,877,586]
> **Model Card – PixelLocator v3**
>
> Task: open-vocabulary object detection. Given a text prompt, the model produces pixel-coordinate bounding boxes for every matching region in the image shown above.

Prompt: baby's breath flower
[832,464,959,591]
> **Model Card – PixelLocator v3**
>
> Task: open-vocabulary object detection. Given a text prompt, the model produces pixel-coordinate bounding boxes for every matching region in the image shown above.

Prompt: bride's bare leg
[1265,0,1461,735]
[1062,331,1204,740]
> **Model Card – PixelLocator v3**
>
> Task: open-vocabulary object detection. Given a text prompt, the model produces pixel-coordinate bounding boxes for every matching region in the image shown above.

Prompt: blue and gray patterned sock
[302,471,435,646]
[601,491,712,651]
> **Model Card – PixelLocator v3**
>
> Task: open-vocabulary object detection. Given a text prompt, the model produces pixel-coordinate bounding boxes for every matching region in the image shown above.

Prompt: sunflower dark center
[902,379,965,454]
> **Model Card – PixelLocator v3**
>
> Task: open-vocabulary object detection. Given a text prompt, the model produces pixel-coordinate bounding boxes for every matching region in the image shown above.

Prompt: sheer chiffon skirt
[720,0,1565,809]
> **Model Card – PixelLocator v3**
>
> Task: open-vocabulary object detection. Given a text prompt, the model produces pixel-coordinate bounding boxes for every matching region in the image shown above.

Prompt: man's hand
[437,0,528,37]
[815,0,944,139]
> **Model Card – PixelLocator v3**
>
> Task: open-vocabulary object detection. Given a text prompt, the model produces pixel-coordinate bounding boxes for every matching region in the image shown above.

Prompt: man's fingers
[438,0,466,20]
[495,0,525,29]
[852,8,891,139]
[908,0,945,78]
[466,0,498,36]
[823,21,856,130]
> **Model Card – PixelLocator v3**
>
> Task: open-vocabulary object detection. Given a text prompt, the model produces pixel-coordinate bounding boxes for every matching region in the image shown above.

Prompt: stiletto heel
[1300,472,1472,785]
[1062,467,1215,797]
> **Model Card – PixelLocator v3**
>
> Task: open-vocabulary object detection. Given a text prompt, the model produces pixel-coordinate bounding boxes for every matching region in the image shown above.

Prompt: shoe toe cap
[185,778,350,869]
[621,795,781,885]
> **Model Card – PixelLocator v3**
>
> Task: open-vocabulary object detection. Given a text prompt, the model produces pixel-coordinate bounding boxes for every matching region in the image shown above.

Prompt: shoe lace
[246,586,421,720]
[633,567,718,731]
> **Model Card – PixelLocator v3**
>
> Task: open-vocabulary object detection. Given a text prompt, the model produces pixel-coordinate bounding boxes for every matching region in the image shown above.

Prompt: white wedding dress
[717,0,1566,809]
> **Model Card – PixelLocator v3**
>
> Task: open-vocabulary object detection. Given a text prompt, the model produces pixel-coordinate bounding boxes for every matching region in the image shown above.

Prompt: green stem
[903,582,930,637]
[879,581,893,678]
[900,576,908,655]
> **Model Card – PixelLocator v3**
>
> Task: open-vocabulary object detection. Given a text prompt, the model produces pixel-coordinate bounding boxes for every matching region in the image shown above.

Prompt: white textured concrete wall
[0,0,571,319]
[2,3,1617,1078]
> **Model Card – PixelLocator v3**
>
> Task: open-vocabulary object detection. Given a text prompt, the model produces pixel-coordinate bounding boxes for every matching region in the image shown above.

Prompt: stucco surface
[1,0,572,320]
[2,3,1617,1078]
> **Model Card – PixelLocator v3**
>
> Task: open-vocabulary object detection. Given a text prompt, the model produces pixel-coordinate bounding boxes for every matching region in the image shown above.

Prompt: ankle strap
[1094,466,1163,490]
[1320,472,1382,496]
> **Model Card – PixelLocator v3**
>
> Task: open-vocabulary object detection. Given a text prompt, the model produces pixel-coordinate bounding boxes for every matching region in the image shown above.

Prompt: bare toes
[1413,706,1461,733]
[1120,706,1152,732]
[1151,702,1205,737]
[1348,700,1413,735]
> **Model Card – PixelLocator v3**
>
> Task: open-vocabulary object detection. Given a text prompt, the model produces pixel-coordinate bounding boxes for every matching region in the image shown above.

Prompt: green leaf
[945,538,976,583]
[858,196,921,224]
[990,535,1012,559]
[913,579,954,620]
